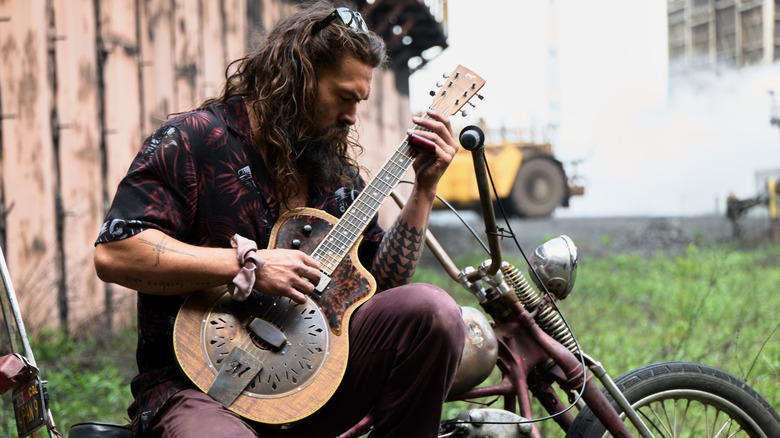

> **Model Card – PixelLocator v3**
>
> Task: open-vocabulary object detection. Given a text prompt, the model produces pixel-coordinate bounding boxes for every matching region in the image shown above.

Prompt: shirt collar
[212,96,252,141]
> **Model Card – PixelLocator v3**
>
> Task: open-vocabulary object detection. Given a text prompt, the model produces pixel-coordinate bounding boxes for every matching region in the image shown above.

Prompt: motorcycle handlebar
[459,125,503,279]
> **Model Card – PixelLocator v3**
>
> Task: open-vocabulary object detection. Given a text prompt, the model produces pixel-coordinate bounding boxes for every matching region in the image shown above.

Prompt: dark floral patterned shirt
[95,96,384,434]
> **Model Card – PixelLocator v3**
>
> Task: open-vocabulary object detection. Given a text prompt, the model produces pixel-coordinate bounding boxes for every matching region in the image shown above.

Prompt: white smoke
[558,66,780,218]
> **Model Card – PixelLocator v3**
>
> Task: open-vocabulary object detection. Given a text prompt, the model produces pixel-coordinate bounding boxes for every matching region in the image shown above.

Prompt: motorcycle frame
[0,245,59,438]
[388,138,654,438]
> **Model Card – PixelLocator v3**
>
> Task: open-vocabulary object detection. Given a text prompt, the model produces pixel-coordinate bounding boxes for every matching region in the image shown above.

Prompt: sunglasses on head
[311,7,368,35]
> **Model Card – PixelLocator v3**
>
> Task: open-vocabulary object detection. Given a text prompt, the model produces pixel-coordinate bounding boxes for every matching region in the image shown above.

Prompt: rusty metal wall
[0,0,410,335]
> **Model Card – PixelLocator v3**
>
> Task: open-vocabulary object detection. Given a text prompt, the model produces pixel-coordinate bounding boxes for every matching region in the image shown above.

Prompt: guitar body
[173,208,376,426]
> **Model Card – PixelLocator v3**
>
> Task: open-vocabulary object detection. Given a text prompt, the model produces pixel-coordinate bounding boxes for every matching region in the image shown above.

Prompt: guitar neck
[312,127,423,274]
[310,64,486,275]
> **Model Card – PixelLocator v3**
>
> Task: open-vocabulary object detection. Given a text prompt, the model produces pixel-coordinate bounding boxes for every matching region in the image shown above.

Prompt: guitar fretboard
[309,64,485,275]
[312,129,421,274]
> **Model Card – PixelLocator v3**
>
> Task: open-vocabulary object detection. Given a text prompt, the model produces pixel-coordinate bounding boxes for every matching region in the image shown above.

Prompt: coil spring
[501,263,580,355]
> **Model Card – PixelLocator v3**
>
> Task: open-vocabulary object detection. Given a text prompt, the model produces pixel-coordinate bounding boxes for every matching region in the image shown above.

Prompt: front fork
[493,298,652,437]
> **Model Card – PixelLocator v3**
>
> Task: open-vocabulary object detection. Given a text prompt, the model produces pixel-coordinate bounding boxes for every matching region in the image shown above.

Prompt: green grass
[563,243,780,390]
[0,327,137,436]
[1,241,779,437]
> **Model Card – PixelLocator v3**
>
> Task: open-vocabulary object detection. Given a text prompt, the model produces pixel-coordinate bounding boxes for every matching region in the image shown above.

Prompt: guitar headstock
[429,65,485,117]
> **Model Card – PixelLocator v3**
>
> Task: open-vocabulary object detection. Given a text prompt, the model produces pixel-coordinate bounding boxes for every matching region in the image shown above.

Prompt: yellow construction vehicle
[436,135,584,218]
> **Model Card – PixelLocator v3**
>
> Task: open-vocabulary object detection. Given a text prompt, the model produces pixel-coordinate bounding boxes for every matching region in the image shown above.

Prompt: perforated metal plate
[201,292,330,397]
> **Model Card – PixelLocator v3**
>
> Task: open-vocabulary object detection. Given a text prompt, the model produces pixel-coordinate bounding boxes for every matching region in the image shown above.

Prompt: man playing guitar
[93,1,467,437]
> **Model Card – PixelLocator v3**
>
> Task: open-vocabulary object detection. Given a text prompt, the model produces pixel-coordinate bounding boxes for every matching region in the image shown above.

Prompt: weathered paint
[53,0,104,332]
[0,0,60,330]
[0,0,410,334]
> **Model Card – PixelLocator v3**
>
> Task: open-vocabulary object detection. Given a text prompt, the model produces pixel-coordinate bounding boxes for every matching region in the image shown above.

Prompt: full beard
[293,124,352,188]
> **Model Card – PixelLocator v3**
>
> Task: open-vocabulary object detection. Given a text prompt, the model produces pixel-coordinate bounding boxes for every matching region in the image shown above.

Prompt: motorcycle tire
[566,361,780,438]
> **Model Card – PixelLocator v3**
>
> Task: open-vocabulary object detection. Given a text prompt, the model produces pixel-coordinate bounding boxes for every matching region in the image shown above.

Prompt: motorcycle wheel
[566,361,780,438]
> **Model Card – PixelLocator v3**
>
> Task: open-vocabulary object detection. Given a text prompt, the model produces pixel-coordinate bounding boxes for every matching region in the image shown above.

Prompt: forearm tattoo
[371,217,425,290]
[138,235,195,267]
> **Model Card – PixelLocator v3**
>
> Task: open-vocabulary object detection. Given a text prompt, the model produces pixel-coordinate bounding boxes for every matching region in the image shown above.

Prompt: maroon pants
[147,284,466,438]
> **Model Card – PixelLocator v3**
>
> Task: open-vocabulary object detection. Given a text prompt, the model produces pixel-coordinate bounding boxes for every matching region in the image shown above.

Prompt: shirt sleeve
[96,123,197,244]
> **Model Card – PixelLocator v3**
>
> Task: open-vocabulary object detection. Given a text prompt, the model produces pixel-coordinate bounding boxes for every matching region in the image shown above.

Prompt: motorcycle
[1,125,779,437]
[341,125,780,438]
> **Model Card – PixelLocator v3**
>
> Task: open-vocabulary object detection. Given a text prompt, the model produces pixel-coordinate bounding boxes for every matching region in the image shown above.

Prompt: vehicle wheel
[509,158,565,218]
[566,361,780,438]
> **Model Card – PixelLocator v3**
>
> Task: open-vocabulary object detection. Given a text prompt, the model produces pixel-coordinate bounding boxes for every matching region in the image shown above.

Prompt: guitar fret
[374,172,396,190]
[317,252,341,269]
[344,212,365,230]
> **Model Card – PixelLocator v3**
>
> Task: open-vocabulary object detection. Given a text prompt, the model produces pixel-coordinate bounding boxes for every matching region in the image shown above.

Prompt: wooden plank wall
[0,1,60,332]
[0,0,254,335]
[0,0,408,335]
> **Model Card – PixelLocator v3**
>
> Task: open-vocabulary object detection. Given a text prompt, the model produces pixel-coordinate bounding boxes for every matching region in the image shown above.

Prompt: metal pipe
[586,355,655,438]
[0,245,37,367]
[470,149,502,276]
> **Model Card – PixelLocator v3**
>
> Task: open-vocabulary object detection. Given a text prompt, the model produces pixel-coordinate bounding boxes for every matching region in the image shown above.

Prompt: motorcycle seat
[68,421,133,438]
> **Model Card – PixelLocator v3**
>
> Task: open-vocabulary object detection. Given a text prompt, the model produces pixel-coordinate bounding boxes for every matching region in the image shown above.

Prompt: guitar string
[223,79,471,397]
[312,121,426,271]
[226,123,428,393]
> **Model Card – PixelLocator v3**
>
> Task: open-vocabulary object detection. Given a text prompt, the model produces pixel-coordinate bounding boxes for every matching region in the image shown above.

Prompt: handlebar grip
[459,125,485,151]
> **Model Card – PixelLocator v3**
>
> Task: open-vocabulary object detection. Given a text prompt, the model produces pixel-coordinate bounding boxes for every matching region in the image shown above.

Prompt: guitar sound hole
[202,291,331,396]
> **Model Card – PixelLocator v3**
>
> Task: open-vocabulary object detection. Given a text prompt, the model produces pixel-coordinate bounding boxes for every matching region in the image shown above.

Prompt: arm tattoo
[371,217,425,290]
[138,236,195,267]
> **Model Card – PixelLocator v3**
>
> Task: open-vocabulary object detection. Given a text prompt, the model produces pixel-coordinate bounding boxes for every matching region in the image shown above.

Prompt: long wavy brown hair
[205,1,386,204]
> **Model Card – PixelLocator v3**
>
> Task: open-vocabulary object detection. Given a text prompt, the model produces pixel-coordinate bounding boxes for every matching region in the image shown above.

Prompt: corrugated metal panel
[667,0,776,74]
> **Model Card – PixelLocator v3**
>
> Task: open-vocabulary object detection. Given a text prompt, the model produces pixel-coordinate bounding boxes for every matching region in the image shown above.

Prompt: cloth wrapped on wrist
[228,233,265,301]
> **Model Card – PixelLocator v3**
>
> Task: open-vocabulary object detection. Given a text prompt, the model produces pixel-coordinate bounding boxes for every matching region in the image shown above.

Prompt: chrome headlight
[529,235,578,300]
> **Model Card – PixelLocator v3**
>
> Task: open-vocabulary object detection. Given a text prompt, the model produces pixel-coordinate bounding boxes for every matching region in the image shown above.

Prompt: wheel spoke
[678,398,692,438]
[639,404,669,437]
[655,400,675,437]
[726,422,746,438]
[566,362,779,438]
[625,395,768,438]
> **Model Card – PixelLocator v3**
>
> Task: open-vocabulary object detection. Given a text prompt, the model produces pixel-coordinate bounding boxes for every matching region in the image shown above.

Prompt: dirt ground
[424,212,778,266]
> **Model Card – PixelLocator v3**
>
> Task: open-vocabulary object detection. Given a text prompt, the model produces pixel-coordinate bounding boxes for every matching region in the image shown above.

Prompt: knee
[151,389,259,438]
[401,284,466,349]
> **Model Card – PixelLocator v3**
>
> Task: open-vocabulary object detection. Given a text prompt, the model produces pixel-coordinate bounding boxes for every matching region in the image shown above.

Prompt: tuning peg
[477,94,484,100]
[429,90,436,96]
[436,80,444,88]
[442,72,449,78]
[460,109,468,117]
[467,101,476,108]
